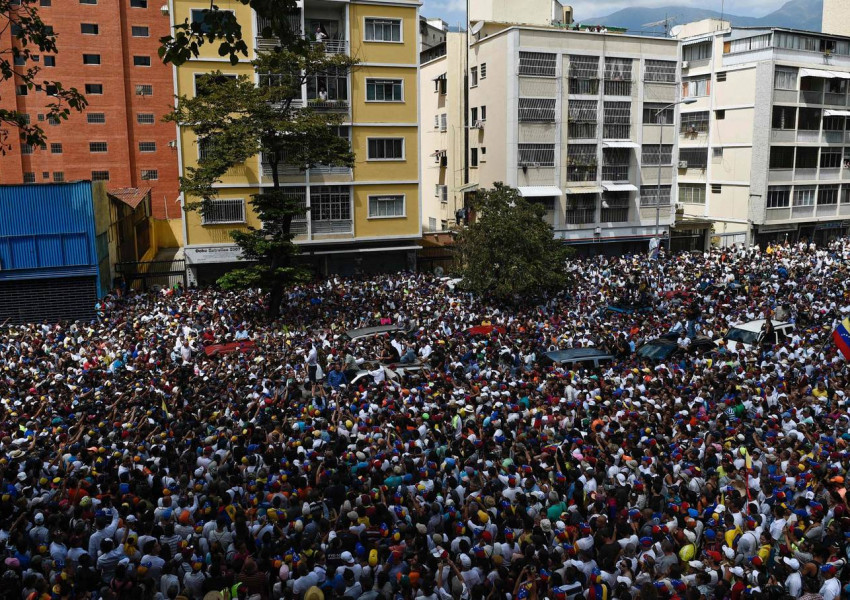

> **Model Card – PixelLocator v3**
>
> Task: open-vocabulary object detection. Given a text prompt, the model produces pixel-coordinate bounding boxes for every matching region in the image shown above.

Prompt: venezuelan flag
[834,317,850,360]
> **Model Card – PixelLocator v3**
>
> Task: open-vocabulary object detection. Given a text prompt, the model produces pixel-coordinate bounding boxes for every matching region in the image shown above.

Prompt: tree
[0,0,87,153]
[164,13,356,319]
[456,183,572,302]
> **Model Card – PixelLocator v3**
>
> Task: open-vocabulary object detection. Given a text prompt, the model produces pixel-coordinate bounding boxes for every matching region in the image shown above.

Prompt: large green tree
[0,0,87,153]
[162,7,355,319]
[456,183,572,302]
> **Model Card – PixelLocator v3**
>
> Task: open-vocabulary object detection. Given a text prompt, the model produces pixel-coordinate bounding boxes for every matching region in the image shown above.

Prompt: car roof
[545,348,614,361]
[343,325,404,339]
[729,319,792,333]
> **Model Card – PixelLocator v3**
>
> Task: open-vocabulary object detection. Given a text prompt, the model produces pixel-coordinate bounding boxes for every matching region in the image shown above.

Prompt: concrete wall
[469,0,557,27]
[822,0,850,37]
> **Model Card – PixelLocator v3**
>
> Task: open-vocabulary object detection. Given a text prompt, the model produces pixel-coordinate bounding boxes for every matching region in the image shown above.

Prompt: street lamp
[654,96,697,254]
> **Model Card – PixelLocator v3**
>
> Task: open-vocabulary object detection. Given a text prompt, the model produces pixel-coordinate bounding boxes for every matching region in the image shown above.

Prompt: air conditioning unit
[675,201,684,210]
[682,61,689,70]
[678,160,688,169]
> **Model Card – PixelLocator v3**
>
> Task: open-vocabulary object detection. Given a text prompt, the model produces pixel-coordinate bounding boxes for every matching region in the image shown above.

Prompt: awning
[800,68,850,80]
[517,186,562,198]
[565,186,603,194]
[432,73,447,81]
[457,183,479,193]
[825,109,850,117]
[603,183,638,192]
[603,141,639,149]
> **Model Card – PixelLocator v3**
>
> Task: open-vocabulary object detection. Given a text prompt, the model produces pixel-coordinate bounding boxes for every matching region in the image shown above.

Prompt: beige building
[420,9,684,254]
[676,20,850,247]
[823,0,850,38]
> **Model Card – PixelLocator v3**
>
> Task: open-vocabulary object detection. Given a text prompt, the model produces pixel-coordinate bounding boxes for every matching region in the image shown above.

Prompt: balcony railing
[801,90,823,104]
[310,39,348,54]
[566,166,597,182]
[305,100,350,111]
[601,165,629,182]
[601,206,629,222]
[312,219,352,234]
[824,131,844,143]
[565,207,595,224]
[604,80,632,96]
[791,205,815,218]
[797,130,820,142]
[825,92,847,106]
[568,122,597,139]
[603,124,631,139]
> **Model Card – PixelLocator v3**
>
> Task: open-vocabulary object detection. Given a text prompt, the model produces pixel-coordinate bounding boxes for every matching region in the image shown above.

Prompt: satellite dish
[470,21,484,35]
[670,25,684,37]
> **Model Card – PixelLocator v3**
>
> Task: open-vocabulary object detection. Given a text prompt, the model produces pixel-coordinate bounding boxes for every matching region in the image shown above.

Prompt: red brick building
[0,0,179,220]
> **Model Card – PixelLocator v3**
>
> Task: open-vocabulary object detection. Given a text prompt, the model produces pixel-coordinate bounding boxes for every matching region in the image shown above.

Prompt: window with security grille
[771,106,796,130]
[766,186,790,208]
[793,186,815,206]
[87,113,105,124]
[565,195,595,224]
[641,144,673,166]
[135,84,153,96]
[603,102,631,138]
[518,52,556,77]
[679,184,706,204]
[518,98,556,122]
[821,147,843,169]
[602,148,630,181]
[567,144,597,181]
[367,138,404,160]
[819,185,839,204]
[89,142,107,153]
[139,141,156,153]
[569,55,599,94]
[53,172,64,182]
[137,113,155,125]
[568,100,597,138]
[643,103,674,125]
[645,60,676,83]
[640,185,671,206]
[368,195,405,218]
[681,111,709,133]
[678,148,708,169]
[366,79,403,101]
[601,192,630,222]
[202,199,245,225]
[91,170,110,181]
[518,144,555,167]
[311,186,352,227]
[141,169,158,181]
[365,18,401,42]
[604,58,632,95]
[683,41,711,62]
[480,63,487,79]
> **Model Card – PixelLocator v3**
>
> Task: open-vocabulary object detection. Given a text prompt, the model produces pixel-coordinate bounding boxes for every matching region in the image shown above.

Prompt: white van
[724,319,794,351]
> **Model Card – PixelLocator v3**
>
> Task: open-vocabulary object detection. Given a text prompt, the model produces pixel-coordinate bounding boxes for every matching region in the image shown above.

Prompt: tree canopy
[0,0,87,153]
[456,184,572,302]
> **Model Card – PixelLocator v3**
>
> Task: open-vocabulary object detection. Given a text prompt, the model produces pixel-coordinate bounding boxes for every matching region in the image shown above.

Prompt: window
[772,106,796,129]
[640,185,671,206]
[91,170,110,181]
[641,144,673,166]
[518,144,555,167]
[567,144,597,181]
[23,172,36,184]
[644,59,676,83]
[133,56,151,67]
[795,146,818,168]
[679,148,708,169]
[728,34,770,53]
[518,98,556,122]
[603,101,631,138]
[774,68,797,90]
[481,106,487,121]
[87,113,106,124]
[83,54,101,65]
[89,141,108,153]
[766,186,791,208]
[770,146,794,169]
[471,67,478,87]
[793,186,816,206]
[715,110,726,120]
[798,107,821,130]
[643,103,674,125]
[81,23,99,34]
[21,114,31,125]
[716,72,727,83]
[136,84,153,96]
[434,74,447,95]
[604,58,632,95]
[773,32,819,52]
[713,147,724,159]
[47,114,60,126]
[681,111,709,133]
[140,169,159,181]
[683,41,712,62]
[436,185,448,203]
[367,138,404,160]
[44,56,55,67]
[366,79,402,101]
[819,184,840,204]
[679,183,706,204]
[16,85,27,96]
[683,77,709,98]
[311,186,352,228]
[130,0,147,7]
[711,184,722,194]
[53,172,64,182]
[80,0,97,4]
[567,100,597,138]
[470,107,478,124]
[518,52,556,77]
[480,63,487,79]
[21,143,34,155]
[195,73,237,97]
[364,18,402,42]
[368,195,405,218]
[14,55,26,67]
[202,198,246,225]
[85,83,103,94]
[132,26,149,37]
[40,0,51,5]
[137,113,155,125]
[470,148,478,168]
[198,137,214,160]
[821,147,843,169]
[569,55,600,94]
[42,172,50,180]
[50,143,62,154]
[139,141,156,153]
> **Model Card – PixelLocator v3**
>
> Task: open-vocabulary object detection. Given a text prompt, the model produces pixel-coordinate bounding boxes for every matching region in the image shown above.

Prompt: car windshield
[725,327,760,344]
[638,343,675,360]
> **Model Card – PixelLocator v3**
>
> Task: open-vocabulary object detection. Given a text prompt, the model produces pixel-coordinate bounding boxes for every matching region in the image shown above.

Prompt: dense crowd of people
[2,238,850,600]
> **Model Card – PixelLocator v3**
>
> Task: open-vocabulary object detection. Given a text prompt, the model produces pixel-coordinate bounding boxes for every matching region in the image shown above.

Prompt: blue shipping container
[0,182,100,293]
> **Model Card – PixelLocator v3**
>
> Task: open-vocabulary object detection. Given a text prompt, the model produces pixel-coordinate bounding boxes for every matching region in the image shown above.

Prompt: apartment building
[172,0,421,281]
[676,19,850,247]
[0,0,180,223]
[421,1,683,255]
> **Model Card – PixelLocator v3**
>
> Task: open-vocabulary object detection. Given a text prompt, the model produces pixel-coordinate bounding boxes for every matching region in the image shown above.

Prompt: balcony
[604,80,632,97]
[568,122,597,139]
[564,207,595,224]
[256,12,302,49]
[310,39,348,54]
[601,205,629,222]
[306,99,350,111]
[601,165,629,182]
[566,166,597,182]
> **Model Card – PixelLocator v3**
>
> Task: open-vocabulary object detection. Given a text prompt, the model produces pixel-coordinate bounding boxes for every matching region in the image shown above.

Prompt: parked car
[636,336,717,361]
[539,348,615,369]
[723,319,794,351]
[340,324,415,342]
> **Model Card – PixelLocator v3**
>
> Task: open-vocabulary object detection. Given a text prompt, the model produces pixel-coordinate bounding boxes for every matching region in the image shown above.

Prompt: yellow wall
[352,126,418,180]
[354,183,420,237]
[172,0,256,61]
[349,4,418,65]
[156,218,183,248]
[185,187,258,246]
[351,66,418,123]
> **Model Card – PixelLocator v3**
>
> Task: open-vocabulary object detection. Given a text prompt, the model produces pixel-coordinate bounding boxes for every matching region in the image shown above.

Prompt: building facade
[421,19,683,254]
[676,20,850,247]
[171,0,421,282]
[0,0,180,222]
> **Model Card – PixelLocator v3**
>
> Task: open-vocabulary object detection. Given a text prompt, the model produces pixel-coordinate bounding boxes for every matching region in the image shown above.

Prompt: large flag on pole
[834,317,850,360]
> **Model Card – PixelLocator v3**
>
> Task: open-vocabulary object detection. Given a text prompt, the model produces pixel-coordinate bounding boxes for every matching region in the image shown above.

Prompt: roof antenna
[720,0,724,22]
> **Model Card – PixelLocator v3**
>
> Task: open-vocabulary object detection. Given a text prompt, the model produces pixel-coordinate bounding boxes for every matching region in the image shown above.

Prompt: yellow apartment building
[170,0,421,283]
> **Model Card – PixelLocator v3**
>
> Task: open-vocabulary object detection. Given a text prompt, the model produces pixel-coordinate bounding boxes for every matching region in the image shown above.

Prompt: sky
[421,0,790,27]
